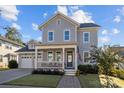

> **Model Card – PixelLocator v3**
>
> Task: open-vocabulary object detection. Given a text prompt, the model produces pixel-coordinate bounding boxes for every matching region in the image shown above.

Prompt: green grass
[6,75,62,88]
[0,68,10,71]
[78,74,102,88]
[78,74,124,88]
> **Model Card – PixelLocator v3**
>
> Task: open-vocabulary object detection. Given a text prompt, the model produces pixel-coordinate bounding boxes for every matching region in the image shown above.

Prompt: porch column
[62,48,65,69]
[75,46,77,71]
[35,47,38,69]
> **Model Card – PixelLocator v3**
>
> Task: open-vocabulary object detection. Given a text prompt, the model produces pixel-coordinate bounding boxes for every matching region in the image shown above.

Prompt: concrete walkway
[0,69,32,84]
[57,76,81,88]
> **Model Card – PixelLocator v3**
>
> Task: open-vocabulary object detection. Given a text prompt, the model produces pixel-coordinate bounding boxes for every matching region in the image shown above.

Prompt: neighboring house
[0,36,24,68]
[16,12,100,75]
[16,40,41,68]
[111,46,124,69]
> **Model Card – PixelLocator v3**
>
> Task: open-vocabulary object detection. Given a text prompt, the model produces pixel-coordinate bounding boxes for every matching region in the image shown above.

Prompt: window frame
[0,55,3,62]
[83,51,90,63]
[64,29,70,41]
[55,51,61,62]
[48,31,54,42]
[47,51,54,62]
[83,32,90,43]
[0,42,2,46]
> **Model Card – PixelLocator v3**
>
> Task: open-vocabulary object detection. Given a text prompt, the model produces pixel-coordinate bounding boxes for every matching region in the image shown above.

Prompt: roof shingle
[80,23,100,28]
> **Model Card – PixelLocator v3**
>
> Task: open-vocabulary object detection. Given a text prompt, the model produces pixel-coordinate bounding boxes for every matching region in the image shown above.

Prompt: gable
[39,12,79,30]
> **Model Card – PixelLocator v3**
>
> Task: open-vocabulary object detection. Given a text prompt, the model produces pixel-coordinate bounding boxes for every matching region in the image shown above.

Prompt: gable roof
[39,12,100,30]
[80,23,100,28]
[0,36,24,47]
[16,45,35,52]
[39,12,80,30]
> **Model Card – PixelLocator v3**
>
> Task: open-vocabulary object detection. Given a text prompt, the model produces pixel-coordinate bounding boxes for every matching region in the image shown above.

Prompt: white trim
[75,26,77,42]
[83,32,90,43]
[34,47,38,69]
[75,46,77,70]
[47,31,54,42]
[83,51,90,63]
[62,48,65,69]
[63,29,70,41]
[47,51,54,62]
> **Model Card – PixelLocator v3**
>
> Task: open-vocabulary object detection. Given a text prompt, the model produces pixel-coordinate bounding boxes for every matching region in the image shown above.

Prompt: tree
[4,26,23,44]
[90,46,123,87]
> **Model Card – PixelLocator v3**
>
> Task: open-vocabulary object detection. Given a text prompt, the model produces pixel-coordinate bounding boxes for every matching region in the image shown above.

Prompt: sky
[0,5,124,46]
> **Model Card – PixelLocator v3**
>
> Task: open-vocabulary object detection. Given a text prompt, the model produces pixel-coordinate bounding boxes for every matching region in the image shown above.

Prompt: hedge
[78,64,98,74]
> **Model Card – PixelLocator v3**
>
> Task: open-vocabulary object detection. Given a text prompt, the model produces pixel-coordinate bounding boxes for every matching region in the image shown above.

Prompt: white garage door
[20,59,33,68]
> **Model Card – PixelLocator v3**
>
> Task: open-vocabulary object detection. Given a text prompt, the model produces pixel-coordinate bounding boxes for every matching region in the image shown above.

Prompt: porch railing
[37,61,64,69]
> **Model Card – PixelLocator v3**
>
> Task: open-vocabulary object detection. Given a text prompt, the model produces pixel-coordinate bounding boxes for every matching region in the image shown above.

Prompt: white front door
[66,51,73,68]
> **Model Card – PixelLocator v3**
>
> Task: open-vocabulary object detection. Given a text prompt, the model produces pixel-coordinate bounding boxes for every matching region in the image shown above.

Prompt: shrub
[8,60,18,68]
[75,70,80,76]
[32,69,64,75]
[78,64,98,74]
[110,69,124,80]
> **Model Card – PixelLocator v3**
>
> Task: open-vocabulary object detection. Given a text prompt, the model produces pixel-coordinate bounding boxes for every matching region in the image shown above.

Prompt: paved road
[0,69,32,85]
[57,76,81,88]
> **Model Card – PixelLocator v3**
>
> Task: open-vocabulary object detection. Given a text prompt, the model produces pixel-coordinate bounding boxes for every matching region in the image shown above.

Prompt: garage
[19,57,34,68]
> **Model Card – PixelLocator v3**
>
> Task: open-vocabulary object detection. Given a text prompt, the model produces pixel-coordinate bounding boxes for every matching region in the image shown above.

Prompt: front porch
[34,44,77,72]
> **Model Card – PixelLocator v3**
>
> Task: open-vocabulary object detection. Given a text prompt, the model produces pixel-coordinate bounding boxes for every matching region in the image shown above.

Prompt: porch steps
[65,69,76,76]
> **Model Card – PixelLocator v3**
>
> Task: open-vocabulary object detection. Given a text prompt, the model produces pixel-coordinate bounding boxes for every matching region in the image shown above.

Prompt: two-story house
[16,12,100,75]
[0,36,24,68]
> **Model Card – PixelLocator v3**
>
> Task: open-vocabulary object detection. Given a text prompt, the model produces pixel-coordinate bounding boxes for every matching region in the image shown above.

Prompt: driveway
[0,69,33,85]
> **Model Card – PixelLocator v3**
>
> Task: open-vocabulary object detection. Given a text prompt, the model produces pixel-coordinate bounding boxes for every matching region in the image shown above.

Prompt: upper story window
[64,30,70,41]
[83,32,90,43]
[48,31,54,42]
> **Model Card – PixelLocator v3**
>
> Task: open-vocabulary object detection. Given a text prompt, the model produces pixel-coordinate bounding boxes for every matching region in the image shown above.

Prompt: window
[56,52,61,62]
[83,51,89,63]
[5,45,9,49]
[83,32,90,43]
[64,30,70,41]
[48,52,53,62]
[48,32,54,41]
[0,43,2,46]
[57,19,61,25]
[0,55,3,62]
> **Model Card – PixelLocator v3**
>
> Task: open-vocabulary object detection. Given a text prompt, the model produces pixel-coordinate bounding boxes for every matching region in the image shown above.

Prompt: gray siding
[77,28,98,64]
[77,29,98,50]
[42,15,76,44]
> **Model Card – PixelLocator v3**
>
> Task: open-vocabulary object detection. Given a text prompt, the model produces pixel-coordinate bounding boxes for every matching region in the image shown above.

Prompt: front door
[67,51,73,68]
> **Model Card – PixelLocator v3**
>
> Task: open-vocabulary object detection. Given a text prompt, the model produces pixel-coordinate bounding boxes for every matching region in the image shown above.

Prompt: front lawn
[5,75,62,88]
[78,74,124,88]
[78,74,102,88]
